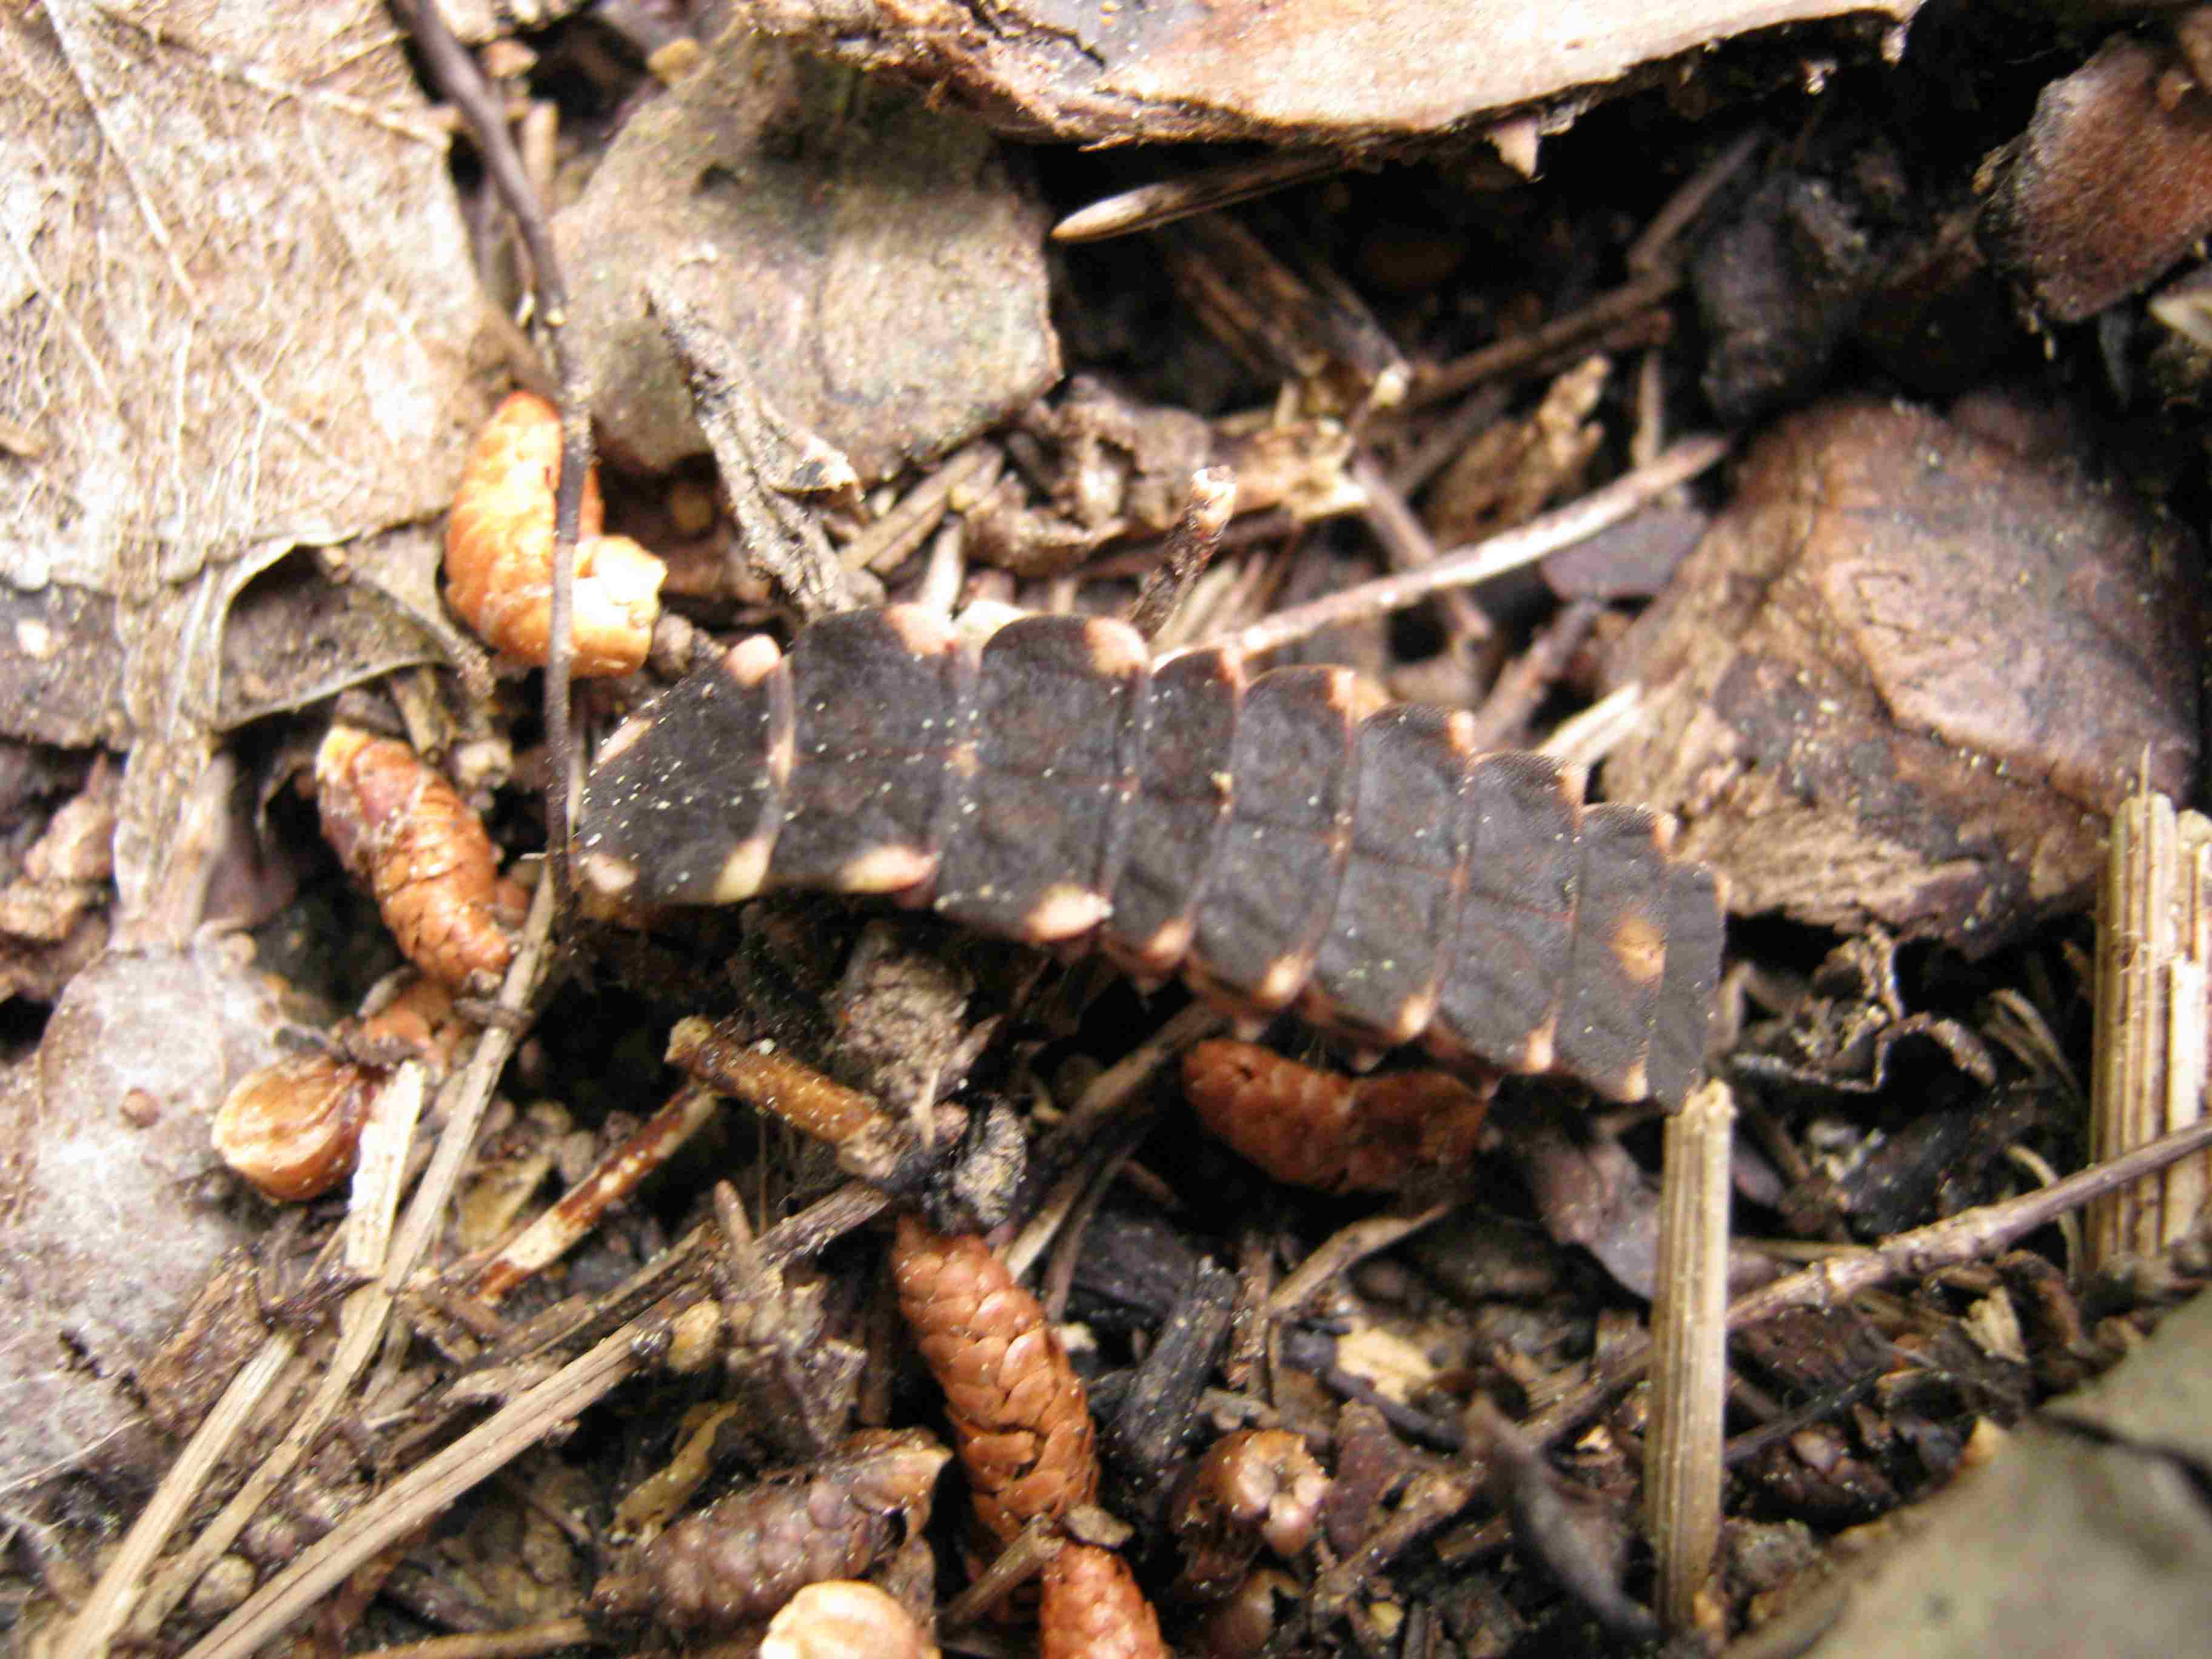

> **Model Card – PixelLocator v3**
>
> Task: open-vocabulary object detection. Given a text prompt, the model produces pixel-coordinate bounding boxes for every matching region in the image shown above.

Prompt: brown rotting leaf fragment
[589,1428,950,1635]
[1039,1542,1169,1659]
[444,390,666,675]
[890,1212,1100,1544]
[1604,397,2204,953]
[1184,1039,1494,1193]
[315,725,515,989]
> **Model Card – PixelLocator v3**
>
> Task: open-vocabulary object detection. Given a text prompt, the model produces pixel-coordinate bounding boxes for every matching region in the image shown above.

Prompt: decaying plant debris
[10,2,2212,1657]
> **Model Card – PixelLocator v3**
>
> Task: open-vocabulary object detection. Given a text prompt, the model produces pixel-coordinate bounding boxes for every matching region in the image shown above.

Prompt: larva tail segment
[444,390,666,677]
[889,1213,1101,1546]
[579,604,1724,1105]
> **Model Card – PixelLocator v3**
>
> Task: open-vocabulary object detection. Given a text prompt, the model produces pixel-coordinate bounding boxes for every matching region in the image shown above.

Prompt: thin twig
[1127,466,1238,642]
[1409,268,1681,410]
[1034,1001,1228,1177]
[1217,435,1728,661]
[839,442,1001,577]
[1352,453,1491,643]
[1268,1201,1455,1319]
[1463,596,1604,752]
[1039,1121,1151,1321]
[470,1081,726,1302]
[1307,1463,1486,1621]
[1627,128,1765,275]
[1523,1110,2212,1450]
[395,0,588,924]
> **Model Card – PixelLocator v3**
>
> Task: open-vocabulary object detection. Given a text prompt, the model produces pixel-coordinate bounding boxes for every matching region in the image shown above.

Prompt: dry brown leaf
[1,2,497,927]
[1605,397,2204,952]
[1,1,492,590]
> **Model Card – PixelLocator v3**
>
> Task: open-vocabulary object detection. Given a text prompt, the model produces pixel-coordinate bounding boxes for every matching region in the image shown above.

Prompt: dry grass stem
[180,1176,886,1659]
[128,880,558,1641]
[1646,1079,1735,1637]
[357,1617,594,1659]
[2090,787,2212,1265]
[55,1335,297,1658]
[78,1064,427,1651]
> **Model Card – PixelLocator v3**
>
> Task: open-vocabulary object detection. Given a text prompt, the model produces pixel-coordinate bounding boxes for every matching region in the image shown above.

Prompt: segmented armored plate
[581,606,1724,1106]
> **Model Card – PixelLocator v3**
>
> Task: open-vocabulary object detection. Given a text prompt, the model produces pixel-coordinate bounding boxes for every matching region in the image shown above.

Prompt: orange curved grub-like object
[444,390,665,676]
[760,1581,940,1659]
[1183,1039,1493,1192]
[316,725,514,990]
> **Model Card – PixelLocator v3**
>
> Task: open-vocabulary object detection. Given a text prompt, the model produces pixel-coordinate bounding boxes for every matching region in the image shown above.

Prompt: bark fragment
[1606,398,2203,952]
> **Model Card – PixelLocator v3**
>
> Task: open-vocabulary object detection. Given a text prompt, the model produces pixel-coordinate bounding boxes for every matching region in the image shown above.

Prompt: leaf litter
[5,4,2212,1657]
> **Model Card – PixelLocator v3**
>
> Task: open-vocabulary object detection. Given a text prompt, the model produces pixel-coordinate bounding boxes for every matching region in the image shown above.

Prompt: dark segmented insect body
[581,606,1723,1105]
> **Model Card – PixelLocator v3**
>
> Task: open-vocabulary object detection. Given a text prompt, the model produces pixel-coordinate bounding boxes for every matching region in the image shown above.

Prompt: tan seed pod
[759,1580,939,1659]
[590,1429,949,1635]
[890,1213,1100,1544]
[444,389,666,676]
[1183,1039,1493,1192]
[210,1051,379,1202]
[1171,1429,1332,1600]
[1039,1544,1168,1659]
[316,725,514,989]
